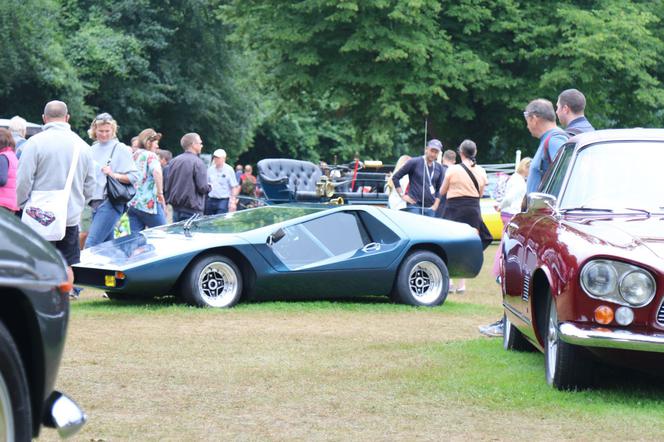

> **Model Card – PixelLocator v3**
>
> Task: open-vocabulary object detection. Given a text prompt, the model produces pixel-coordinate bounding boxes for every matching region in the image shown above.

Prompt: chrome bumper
[559,322,664,353]
[43,392,87,438]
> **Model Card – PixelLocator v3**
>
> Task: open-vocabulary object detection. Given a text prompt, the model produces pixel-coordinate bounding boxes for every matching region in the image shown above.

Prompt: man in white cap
[205,148,239,215]
[390,139,445,217]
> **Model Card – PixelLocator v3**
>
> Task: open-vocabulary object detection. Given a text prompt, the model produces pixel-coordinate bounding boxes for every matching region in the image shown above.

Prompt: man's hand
[402,194,416,205]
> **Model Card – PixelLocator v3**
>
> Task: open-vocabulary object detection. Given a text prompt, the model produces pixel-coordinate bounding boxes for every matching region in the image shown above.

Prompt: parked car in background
[0,210,86,439]
[0,117,42,137]
[74,204,484,308]
[501,129,664,390]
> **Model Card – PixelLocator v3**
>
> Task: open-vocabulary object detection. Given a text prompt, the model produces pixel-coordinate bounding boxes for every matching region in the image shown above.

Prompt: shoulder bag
[21,143,81,241]
[105,143,136,205]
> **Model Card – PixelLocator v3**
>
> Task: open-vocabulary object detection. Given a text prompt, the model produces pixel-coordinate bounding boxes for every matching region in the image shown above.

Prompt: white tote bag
[21,144,81,241]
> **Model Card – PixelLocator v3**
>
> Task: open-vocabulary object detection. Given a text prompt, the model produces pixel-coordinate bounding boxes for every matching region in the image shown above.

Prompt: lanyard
[422,156,435,188]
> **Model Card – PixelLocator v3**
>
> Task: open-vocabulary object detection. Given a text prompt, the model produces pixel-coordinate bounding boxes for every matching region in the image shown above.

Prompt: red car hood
[565,215,664,259]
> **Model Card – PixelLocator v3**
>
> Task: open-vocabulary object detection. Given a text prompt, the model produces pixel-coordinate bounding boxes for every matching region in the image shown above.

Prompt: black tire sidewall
[184,255,243,308]
[0,321,32,441]
[395,251,449,306]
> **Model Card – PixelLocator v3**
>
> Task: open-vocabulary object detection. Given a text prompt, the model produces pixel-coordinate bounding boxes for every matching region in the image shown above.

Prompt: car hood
[78,227,249,269]
[565,215,664,259]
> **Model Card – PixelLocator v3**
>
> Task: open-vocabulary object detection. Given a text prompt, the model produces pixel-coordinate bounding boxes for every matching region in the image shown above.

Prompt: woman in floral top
[127,128,166,233]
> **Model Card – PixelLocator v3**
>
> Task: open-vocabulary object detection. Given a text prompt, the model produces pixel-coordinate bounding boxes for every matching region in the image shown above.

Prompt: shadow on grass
[73,294,494,315]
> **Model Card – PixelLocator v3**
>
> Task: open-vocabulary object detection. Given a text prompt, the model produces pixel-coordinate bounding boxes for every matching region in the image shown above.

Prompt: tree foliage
[1,0,260,161]
[223,0,664,163]
[2,1,664,164]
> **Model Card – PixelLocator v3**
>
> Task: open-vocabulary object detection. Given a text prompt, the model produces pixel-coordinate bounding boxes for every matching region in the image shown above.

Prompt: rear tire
[395,251,449,306]
[503,313,534,352]
[182,255,243,308]
[544,293,594,390]
[0,321,32,442]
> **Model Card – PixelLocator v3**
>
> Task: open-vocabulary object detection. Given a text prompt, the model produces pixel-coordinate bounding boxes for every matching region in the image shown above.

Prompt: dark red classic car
[501,128,664,390]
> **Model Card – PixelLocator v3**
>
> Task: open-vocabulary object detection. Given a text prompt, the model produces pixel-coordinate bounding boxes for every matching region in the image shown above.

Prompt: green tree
[223,0,664,163]
[0,0,88,124]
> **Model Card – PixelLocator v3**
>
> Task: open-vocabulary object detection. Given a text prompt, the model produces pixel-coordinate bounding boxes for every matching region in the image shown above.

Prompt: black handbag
[105,143,136,205]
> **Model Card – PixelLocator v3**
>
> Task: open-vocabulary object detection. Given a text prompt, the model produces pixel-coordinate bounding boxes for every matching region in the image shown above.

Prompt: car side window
[271,212,370,270]
[541,143,575,198]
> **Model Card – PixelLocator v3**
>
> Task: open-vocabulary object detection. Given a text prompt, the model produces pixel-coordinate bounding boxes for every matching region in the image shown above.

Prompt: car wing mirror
[526,192,557,214]
[267,228,286,247]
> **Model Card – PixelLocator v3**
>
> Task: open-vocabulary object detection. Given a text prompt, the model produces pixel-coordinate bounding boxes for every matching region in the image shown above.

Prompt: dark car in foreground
[0,210,86,439]
[74,205,484,308]
[501,128,664,390]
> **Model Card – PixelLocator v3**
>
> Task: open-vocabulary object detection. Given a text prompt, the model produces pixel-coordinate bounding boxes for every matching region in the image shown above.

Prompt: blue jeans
[173,209,198,223]
[85,199,125,248]
[403,205,436,217]
[127,205,166,234]
[205,197,229,215]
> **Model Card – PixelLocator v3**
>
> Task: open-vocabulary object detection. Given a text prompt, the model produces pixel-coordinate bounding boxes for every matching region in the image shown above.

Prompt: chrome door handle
[362,242,381,253]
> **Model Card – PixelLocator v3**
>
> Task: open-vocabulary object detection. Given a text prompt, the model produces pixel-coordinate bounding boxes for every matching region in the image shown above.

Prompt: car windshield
[160,205,325,234]
[559,141,664,211]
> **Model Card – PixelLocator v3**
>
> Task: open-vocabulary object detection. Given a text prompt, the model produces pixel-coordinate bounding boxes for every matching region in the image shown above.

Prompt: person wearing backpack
[524,99,569,194]
[556,88,595,135]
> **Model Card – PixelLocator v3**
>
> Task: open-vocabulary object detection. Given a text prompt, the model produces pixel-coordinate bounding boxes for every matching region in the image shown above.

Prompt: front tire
[182,255,243,308]
[544,294,594,390]
[395,251,449,306]
[0,321,32,442]
[503,313,534,352]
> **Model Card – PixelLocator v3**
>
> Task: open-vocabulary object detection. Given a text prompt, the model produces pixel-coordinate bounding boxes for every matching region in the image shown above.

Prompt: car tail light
[594,305,614,324]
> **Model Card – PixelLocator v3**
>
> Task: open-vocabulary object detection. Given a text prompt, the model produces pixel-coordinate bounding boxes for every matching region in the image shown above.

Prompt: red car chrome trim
[559,322,664,353]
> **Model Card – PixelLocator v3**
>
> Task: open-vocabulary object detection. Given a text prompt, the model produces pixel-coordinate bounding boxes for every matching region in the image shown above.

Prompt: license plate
[104,275,116,287]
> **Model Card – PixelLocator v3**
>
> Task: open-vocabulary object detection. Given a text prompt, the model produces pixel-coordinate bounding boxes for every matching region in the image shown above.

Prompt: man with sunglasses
[523,99,569,194]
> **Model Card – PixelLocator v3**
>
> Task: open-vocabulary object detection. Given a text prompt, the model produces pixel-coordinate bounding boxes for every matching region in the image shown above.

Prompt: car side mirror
[267,228,286,246]
[526,192,557,214]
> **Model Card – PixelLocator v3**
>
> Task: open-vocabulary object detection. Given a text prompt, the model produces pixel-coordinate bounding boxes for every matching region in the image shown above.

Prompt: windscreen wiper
[183,213,201,237]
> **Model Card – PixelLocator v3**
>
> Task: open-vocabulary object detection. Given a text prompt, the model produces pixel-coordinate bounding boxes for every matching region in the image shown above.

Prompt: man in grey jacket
[17,100,96,266]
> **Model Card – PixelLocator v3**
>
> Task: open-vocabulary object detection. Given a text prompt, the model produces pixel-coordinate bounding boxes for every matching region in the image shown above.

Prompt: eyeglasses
[523,112,531,118]
[147,136,159,141]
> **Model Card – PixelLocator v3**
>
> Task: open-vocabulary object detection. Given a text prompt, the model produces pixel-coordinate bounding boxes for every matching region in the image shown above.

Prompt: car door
[255,210,404,297]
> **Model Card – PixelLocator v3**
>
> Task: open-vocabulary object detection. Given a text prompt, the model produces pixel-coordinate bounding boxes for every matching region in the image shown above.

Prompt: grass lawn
[39,245,664,441]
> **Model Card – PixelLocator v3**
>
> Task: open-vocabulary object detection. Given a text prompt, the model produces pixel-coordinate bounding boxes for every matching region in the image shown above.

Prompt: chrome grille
[657,300,664,326]
[522,274,530,302]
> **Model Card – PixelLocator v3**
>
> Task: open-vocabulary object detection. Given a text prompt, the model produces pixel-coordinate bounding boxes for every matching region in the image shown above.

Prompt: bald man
[17,100,95,267]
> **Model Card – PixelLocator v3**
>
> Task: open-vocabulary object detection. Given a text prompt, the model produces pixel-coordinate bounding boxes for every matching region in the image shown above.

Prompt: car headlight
[620,270,655,306]
[580,259,656,307]
[581,261,617,297]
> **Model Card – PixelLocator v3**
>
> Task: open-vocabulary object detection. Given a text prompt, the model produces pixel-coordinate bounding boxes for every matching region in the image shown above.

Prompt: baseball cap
[213,149,227,158]
[427,139,443,151]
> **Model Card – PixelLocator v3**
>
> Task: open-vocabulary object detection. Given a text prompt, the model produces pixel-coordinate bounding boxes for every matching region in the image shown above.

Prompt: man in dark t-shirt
[390,139,445,217]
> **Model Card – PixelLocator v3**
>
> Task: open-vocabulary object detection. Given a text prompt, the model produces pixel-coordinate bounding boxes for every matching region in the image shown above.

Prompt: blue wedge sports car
[73,205,483,308]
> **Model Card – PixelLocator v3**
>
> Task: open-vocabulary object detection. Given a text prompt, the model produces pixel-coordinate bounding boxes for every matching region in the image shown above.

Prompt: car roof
[571,128,664,148]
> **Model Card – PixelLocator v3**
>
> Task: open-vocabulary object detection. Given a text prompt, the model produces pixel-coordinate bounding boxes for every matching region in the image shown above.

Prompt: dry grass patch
[37,245,664,441]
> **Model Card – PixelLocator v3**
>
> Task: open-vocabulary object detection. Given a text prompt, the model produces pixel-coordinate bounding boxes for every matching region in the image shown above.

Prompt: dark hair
[558,88,586,114]
[458,139,477,166]
[0,128,16,150]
